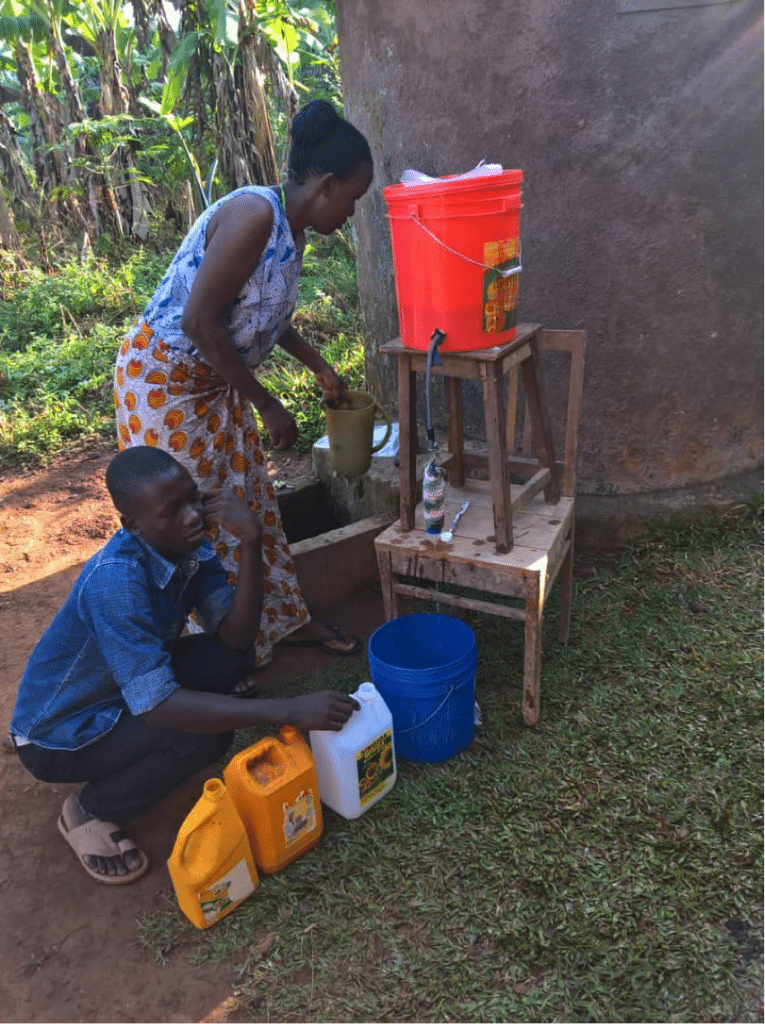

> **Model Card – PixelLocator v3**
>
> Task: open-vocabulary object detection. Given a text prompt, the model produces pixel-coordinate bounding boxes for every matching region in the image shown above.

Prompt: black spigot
[426,329,447,449]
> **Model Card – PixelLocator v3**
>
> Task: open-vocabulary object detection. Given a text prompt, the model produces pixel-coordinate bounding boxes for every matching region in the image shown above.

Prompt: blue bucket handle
[395,685,456,734]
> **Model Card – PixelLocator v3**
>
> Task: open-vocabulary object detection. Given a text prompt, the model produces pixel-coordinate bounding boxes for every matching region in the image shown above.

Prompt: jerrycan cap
[356,682,376,702]
[203,777,225,801]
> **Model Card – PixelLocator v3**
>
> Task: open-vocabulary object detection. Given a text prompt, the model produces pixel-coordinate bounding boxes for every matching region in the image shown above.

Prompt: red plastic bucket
[383,170,523,353]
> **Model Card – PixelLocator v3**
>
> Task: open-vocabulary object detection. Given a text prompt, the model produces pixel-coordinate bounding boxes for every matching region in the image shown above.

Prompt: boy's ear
[120,513,137,534]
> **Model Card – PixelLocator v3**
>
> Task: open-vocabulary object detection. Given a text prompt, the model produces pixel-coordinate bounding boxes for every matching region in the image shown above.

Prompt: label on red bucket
[482,239,520,334]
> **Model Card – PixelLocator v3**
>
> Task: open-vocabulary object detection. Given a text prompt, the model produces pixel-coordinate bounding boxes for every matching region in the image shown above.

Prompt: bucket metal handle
[409,214,522,278]
[395,684,457,734]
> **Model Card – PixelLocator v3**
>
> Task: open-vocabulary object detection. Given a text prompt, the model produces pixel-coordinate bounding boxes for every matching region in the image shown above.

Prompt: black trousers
[16,634,255,823]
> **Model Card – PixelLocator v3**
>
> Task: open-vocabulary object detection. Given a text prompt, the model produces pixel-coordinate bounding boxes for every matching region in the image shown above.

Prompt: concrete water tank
[336,0,763,541]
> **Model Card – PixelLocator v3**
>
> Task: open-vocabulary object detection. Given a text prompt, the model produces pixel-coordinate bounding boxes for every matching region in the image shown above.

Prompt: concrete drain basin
[277,476,393,607]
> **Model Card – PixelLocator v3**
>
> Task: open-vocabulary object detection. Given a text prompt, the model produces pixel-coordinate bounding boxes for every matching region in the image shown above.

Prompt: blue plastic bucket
[367,614,477,763]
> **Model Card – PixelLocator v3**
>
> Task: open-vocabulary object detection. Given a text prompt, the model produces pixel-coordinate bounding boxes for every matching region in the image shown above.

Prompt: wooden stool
[379,323,560,553]
[375,329,586,725]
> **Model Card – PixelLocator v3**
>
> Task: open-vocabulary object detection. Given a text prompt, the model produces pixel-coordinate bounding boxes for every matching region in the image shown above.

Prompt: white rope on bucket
[410,214,523,278]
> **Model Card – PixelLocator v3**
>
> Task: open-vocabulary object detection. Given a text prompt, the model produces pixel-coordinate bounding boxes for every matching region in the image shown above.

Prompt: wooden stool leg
[376,547,398,620]
[483,366,512,553]
[557,522,574,645]
[505,366,519,456]
[445,375,465,487]
[398,354,418,530]
[522,572,543,726]
[521,337,560,503]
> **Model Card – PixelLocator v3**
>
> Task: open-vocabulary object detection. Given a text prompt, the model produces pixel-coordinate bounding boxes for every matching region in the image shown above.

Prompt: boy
[9,446,358,885]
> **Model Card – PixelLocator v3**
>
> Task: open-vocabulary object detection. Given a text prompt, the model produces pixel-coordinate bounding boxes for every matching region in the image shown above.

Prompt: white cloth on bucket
[400,160,504,186]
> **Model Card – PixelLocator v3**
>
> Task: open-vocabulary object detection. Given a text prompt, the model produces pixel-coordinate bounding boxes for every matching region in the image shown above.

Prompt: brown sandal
[282,623,361,656]
[57,797,149,885]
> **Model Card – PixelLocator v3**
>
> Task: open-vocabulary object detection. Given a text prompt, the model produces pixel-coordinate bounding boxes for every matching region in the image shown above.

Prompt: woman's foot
[57,792,149,884]
[232,673,262,697]
[281,622,361,656]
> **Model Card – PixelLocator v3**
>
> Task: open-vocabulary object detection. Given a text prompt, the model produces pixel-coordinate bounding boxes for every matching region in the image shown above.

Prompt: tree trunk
[0,108,39,231]
[15,42,90,240]
[236,11,279,185]
[131,0,175,73]
[0,186,20,250]
[46,19,122,240]
[210,7,278,191]
[96,26,151,239]
[255,33,298,176]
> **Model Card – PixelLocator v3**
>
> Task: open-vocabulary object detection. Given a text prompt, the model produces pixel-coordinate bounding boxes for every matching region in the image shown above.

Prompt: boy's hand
[202,489,261,545]
[282,691,360,731]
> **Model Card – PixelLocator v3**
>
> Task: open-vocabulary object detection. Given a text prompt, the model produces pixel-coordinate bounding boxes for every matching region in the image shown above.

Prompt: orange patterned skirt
[114,320,309,666]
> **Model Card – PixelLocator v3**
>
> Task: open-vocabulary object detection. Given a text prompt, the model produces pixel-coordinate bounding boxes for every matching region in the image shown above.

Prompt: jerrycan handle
[171,777,225,866]
[280,725,300,744]
[370,401,393,454]
[246,736,287,767]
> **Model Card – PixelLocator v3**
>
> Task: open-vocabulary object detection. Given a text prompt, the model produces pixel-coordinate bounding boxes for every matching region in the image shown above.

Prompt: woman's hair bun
[288,98,372,182]
[291,99,342,148]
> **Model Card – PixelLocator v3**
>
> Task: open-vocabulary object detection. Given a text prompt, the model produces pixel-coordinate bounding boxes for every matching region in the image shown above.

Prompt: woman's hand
[202,489,261,546]
[315,366,347,406]
[276,325,347,405]
[259,394,298,451]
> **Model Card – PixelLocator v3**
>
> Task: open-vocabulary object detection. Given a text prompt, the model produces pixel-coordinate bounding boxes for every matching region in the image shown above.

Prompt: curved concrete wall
[336,0,763,533]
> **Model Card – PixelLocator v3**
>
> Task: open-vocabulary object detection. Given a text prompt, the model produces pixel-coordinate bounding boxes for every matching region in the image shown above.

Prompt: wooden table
[379,323,560,553]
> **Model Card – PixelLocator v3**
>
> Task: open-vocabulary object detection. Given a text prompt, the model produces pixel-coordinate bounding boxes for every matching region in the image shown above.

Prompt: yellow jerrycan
[167,777,258,930]
[223,725,323,874]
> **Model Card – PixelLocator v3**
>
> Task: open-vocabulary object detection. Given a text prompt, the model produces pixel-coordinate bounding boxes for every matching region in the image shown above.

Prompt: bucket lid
[384,168,522,204]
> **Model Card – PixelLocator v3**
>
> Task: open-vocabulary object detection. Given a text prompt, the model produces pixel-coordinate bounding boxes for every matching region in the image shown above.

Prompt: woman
[114,100,374,677]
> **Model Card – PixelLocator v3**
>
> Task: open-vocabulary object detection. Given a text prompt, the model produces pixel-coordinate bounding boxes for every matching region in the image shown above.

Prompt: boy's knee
[171,730,233,771]
[230,644,256,677]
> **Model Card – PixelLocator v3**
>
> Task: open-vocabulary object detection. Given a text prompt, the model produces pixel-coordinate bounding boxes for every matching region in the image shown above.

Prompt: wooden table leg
[445,375,465,487]
[522,571,542,726]
[398,353,418,530]
[375,546,397,620]
[482,365,513,553]
[521,337,561,503]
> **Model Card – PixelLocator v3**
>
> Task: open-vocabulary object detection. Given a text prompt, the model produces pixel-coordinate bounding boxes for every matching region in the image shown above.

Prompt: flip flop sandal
[282,623,362,656]
[57,804,149,886]
[232,674,262,698]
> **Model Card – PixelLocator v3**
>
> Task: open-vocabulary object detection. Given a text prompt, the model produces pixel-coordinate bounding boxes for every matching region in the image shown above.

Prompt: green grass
[136,498,763,1023]
[0,228,365,467]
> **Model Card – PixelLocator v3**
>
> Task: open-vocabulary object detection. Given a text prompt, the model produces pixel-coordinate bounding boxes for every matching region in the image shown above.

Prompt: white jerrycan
[309,682,397,819]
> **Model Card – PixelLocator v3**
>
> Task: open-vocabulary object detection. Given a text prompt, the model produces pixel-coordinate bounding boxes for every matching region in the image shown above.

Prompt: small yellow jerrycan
[167,777,258,930]
[223,725,323,874]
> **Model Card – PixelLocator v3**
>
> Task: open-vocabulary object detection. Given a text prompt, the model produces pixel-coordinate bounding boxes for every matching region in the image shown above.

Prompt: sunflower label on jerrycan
[167,777,258,931]
[309,682,397,819]
[223,725,323,874]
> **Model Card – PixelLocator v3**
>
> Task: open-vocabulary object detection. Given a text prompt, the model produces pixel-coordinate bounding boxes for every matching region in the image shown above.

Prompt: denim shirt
[10,530,234,751]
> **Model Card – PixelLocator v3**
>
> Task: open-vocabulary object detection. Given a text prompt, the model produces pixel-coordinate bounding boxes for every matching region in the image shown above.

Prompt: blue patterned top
[136,186,305,370]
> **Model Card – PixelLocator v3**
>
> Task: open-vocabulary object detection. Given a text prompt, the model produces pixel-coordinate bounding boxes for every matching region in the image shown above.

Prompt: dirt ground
[0,445,387,1024]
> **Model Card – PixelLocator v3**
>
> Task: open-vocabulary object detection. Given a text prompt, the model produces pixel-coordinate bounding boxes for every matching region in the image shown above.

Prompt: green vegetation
[136,499,763,1023]
[0,1,341,254]
[0,229,365,468]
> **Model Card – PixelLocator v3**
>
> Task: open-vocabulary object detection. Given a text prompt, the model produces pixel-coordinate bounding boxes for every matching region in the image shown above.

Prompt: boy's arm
[141,487,360,732]
[201,489,263,650]
[143,687,358,733]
